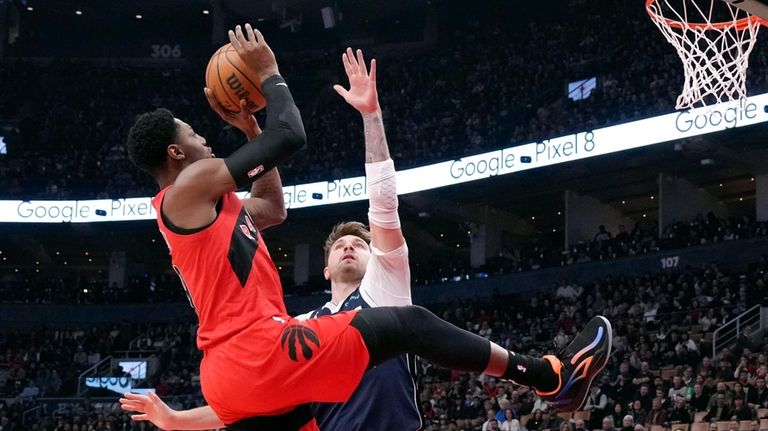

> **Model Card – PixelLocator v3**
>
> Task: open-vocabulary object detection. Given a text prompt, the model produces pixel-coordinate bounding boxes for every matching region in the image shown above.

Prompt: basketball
[205,43,267,113]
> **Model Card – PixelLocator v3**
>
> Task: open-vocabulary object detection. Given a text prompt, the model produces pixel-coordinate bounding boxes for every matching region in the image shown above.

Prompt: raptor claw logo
[280,324,320,362]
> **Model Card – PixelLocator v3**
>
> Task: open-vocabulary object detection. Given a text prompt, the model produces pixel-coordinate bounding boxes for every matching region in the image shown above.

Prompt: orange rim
[646,0,768,31]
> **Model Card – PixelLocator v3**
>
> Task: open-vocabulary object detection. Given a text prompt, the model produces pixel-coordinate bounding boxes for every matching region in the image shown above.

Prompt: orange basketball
[205,44,267,113]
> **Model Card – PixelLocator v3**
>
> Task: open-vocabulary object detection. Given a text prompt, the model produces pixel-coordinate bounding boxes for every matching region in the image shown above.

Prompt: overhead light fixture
[135,14,143,19]
[202,9,210,15]
[26,6,34,11]
[75,10,83,15]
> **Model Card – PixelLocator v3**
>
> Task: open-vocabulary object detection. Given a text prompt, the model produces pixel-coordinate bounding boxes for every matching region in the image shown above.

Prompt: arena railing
[712,305,765,358]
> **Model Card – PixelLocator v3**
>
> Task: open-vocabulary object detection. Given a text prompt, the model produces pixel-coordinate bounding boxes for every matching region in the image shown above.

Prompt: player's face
[174,119,213,163]
[324,234,370,282]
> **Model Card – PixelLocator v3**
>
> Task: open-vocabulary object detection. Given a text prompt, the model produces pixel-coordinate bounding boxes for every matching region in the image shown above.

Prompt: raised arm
[334,48,404,252]
[163,24,305,230]
[335,48,411,307]
[203,70,287,232]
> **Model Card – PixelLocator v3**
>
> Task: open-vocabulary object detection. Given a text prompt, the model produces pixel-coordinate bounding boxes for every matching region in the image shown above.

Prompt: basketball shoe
[536,316,612,412]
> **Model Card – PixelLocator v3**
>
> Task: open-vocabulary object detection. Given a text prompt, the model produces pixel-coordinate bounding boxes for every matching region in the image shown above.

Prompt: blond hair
[323,221,371,264]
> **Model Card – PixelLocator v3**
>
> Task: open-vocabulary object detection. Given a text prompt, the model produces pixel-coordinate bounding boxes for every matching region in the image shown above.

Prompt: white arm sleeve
[359,242,412,307]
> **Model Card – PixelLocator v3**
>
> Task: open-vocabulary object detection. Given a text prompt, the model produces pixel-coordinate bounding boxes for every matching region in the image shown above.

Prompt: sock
[502,352,559,392]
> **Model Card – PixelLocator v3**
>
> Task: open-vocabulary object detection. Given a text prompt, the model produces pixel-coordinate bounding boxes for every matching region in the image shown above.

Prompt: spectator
[595,225,613,243]
[631,399,648,425]
[601,417,617,431]
[500,409,521,431]
[668,376,688,402]
[747,377,768,409]
[620,415,635,431]
[708,383,733,411]
[612,403,628,428]
[486,417,501,431]
[575,418,590,431]
[586,386,610,429]
[647,398,669,427]
[667,397,692,424]
[691,383,711,412]
[636,384,653,412]
[18,380,39,398]
[526,409,545,431]
[545,411,566,431]
[733,396,756,421]
[703,393,733,422]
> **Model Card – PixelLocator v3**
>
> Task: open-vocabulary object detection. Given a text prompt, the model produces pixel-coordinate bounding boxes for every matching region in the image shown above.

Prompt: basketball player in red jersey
[125,24,613,431]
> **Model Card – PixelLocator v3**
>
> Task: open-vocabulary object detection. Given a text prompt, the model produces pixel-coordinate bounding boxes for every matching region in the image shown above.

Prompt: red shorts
[200,310,369,424]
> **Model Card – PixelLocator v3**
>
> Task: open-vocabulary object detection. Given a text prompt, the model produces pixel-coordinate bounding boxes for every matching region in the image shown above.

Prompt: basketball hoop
[646,0,768,110]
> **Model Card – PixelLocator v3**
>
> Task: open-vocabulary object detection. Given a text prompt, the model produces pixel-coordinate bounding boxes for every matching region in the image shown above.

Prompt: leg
[350,305,612,412]
[227,405,317,431]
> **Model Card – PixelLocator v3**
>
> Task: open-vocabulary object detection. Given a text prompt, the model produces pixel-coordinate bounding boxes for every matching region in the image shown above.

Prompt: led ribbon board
[2,95,767,223]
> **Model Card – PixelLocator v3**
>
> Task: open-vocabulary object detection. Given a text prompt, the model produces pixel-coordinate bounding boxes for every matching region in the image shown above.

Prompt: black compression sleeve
[350,305,491,371]
[224,75,306,187]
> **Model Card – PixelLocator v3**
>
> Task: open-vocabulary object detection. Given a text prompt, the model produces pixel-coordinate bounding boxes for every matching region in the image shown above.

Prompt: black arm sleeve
[224,74,307,187]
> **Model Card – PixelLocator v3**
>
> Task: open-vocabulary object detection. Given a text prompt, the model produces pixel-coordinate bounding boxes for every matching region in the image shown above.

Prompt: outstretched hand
[119,391,176,430]
[333,47,380,114]
[204,87,262,140]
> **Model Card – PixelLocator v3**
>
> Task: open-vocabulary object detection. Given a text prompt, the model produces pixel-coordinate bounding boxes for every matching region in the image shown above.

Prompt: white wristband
[365,159,400,229]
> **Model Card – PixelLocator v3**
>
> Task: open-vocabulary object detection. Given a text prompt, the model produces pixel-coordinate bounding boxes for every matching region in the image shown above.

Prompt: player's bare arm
[334,48,404,252]
[163,24,305,230]
[120,392,223,430]
[245,167,287,230]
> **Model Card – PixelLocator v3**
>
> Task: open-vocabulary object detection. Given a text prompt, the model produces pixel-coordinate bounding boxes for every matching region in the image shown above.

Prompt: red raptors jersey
[152,187,289,350]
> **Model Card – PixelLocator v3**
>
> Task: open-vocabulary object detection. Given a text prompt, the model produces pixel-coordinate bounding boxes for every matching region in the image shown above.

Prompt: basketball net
[646,0,765,110]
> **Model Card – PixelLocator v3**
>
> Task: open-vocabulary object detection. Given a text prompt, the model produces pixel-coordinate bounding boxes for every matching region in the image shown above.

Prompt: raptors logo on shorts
[281,324,320,362]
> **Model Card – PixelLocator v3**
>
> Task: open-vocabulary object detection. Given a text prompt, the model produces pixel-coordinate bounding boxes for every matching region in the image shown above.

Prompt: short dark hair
[127,108,178,174]
[323,221,371,264]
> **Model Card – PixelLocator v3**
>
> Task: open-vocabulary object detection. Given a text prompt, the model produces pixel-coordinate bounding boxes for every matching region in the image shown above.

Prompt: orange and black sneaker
[536,315,612,412]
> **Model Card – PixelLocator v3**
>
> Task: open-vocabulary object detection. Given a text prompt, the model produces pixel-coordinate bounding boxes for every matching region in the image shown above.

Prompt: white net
[646,0,763,109]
